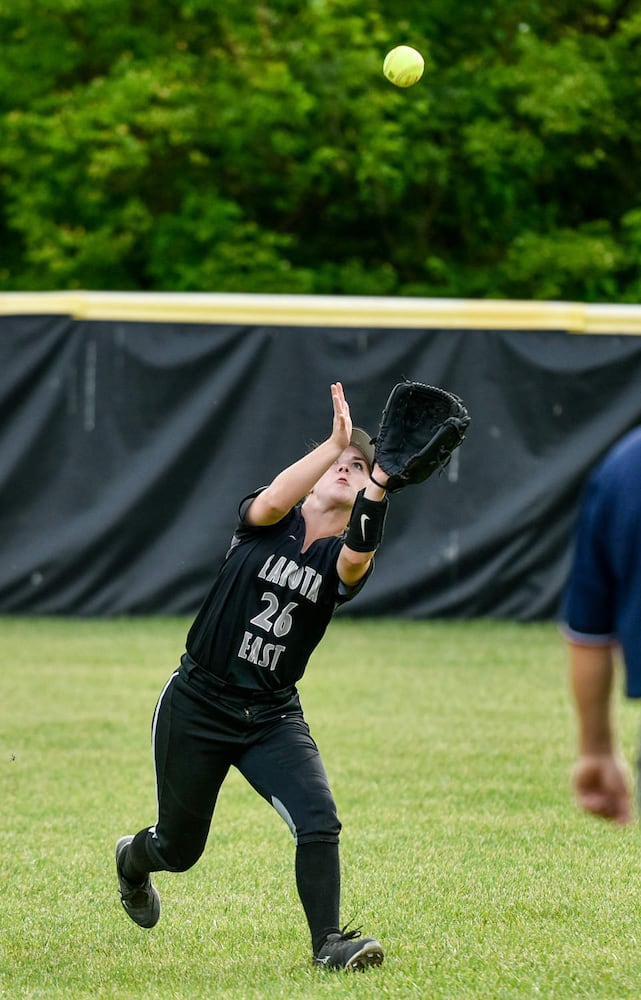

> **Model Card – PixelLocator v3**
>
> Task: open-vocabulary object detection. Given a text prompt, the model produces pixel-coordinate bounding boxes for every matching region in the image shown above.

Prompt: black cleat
[115,835,161,929]
[314,925,384,971]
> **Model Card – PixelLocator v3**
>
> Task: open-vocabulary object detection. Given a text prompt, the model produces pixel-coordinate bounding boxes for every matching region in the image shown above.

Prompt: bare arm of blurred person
[567,640,631,825]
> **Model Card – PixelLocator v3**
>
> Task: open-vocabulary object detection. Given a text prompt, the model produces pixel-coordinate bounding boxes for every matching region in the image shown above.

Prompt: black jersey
[186,490,369,692]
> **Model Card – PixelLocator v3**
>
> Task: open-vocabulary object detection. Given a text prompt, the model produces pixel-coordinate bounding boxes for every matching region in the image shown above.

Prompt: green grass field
[2,616,640,999]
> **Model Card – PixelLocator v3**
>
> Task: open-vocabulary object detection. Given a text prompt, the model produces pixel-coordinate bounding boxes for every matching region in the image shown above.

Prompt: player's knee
[161,845,204,873]
[148,829,206,873]
[164,849,203,873]
[272,791,341,843]
[308,790,341,840]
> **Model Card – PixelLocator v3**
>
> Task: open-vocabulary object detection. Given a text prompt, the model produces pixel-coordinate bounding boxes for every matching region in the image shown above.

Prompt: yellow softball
[383,45,425,88]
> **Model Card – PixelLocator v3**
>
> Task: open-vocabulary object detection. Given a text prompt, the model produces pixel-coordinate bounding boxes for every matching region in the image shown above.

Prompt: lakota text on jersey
[256,554,323,603]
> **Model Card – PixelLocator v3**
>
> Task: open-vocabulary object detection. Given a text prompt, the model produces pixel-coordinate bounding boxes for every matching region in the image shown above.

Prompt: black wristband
[344,488,389,553]
[369,472,388,490]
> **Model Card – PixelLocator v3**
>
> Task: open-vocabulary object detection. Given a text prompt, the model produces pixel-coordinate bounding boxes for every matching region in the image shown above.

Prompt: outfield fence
[2,292,640,619]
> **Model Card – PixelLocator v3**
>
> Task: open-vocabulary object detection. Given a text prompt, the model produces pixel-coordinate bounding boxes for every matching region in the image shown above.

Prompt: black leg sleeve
[295,841,341,956]
[121,828,155,881]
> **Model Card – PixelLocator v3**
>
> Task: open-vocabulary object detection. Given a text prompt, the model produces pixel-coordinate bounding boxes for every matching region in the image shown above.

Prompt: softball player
[115,382,389,970]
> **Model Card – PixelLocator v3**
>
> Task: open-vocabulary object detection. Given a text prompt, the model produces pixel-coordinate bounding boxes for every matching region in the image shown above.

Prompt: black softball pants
[140,662,341,874]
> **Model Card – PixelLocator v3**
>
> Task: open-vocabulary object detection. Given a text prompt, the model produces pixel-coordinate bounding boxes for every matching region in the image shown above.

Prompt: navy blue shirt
[560,426,641,697]
[186,490,370,693]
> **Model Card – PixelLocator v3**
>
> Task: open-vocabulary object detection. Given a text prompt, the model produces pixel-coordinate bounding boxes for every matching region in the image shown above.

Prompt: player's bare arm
[246,382,353,527]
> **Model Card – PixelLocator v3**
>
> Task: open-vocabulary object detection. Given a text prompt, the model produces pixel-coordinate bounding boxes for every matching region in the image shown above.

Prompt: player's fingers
[577,791,614,819]
[613,801,631,825]
[609,786,632,824]
[577,787,630,823]
[330,383,351,442]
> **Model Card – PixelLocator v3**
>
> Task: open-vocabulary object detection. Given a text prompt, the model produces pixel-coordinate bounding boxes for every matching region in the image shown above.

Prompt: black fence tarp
[2,314,641,619]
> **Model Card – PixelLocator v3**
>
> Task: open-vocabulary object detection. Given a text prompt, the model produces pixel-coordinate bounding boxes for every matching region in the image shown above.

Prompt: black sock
[295,841,341,956]
[121,829,153,883]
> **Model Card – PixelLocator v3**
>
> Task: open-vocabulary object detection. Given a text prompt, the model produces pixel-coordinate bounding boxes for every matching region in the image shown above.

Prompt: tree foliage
[1,0,641,300]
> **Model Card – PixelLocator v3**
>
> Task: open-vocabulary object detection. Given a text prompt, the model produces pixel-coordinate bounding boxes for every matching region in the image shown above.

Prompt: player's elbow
[246,491,290,526]
[338,547,373,586]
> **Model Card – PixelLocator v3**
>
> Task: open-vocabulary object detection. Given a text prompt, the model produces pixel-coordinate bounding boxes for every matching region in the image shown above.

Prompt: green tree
[1,0,641,300]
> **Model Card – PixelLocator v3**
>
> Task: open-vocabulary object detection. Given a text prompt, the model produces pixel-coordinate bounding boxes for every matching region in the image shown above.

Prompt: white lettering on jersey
[257,554,322,604]
[238,630,286,671]
[279,560,304,589]
[258,554,274,578]
[304,572,322,603]
[250,593,296,636]
[264,555,288,584]
[245,540,329,674]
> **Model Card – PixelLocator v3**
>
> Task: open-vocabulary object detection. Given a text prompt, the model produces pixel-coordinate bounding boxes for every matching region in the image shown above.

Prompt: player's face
[314,446,371,506]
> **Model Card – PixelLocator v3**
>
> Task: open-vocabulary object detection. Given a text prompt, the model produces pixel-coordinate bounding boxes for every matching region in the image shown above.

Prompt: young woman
[116,382,390,970]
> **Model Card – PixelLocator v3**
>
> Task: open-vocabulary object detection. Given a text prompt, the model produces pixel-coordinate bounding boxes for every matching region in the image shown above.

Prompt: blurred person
[560,425,641,826]
[115,382,388,971]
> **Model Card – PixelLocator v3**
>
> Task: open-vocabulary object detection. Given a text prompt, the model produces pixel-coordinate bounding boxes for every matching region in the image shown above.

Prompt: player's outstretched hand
[330,382,352,453]
[572,753,631,825]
